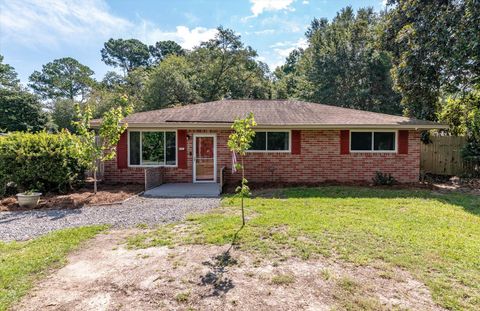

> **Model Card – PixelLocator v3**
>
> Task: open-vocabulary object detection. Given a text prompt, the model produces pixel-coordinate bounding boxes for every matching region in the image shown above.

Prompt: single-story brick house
[96,100,446,186]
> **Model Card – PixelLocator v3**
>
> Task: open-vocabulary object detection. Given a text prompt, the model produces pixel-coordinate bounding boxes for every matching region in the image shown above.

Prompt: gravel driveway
[0,197,219,241]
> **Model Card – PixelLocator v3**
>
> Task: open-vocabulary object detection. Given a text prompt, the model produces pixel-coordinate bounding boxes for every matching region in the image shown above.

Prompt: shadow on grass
[251,186,480,216]
[199,224,243,297]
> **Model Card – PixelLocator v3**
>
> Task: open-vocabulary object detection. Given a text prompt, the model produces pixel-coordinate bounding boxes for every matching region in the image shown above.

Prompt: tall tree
[0,55,19,89]
[190,26,271,101]
[0,56,47,132]
[149,40,185,63]
[383,0,480,120]
[101,38,150,74]
[51,99,76,132]
[143,55,198,110]
[88,68,148,117]
[0,89,48,133]
[28,57,95,102]
[297,7,402,114]
[273,49,304,99]
[101,71,125,90]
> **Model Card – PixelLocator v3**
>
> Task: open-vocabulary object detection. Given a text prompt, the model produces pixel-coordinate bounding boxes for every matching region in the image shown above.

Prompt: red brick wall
[104,129,421,184]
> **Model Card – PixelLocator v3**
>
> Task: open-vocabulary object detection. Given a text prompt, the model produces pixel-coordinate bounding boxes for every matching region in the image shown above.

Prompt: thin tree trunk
[93,158,99,194]
[93,168,97,194]
[241,156,245,226]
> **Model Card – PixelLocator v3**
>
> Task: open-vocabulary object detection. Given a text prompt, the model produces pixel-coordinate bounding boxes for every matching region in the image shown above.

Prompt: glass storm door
[194,135,216,182]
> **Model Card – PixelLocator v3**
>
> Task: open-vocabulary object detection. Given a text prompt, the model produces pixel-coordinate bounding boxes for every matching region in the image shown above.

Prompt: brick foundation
[104,129,421,185]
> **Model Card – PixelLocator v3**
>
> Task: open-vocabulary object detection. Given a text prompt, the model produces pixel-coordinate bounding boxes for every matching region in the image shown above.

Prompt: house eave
[119,122,448,130]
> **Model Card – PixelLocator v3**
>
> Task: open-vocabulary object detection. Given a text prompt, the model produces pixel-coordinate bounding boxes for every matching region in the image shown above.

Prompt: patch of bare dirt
[0,183,143,211]
[13,230,445,311]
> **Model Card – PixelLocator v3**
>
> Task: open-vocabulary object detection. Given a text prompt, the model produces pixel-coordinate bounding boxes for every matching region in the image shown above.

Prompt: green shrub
[372,171,397,186]
[0,131,87,196]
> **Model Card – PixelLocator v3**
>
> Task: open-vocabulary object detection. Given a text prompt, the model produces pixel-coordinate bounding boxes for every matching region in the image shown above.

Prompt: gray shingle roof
[93,100,447,129]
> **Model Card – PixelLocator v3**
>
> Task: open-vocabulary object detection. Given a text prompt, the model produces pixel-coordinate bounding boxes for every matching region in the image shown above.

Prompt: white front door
[193,134,216,183]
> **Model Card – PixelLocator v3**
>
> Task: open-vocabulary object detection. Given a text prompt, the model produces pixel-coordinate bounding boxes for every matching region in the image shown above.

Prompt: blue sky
[0,0,385,85]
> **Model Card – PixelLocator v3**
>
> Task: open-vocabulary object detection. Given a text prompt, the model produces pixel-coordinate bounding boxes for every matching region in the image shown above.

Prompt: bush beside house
[0,131,87,196]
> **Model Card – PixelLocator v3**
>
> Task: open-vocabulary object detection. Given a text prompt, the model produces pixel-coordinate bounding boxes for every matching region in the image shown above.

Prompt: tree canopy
[2,0,478,155]
[0,55,47,133]
[0,55,19,89]
[0,88,48,133]
[274,7,402,115]
[101,38,150,74]
[149,40,185,63]
[383,0,480,120]
[28,57,95,102]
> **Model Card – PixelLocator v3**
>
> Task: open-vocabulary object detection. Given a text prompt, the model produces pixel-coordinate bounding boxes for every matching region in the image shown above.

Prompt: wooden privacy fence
[420,136,474,176]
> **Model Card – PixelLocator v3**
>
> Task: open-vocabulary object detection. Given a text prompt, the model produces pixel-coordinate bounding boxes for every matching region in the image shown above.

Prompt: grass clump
[175,291,190,303]
[271,273,295,285]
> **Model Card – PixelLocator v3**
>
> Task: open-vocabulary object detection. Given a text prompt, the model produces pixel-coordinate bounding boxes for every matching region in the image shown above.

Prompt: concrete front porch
[143,183,221,198]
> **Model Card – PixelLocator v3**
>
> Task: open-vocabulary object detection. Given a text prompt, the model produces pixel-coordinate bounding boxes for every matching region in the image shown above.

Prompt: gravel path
[0,197,220,241]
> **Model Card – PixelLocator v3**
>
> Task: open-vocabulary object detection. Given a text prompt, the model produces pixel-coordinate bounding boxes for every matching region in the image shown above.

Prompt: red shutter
[398,130,409,154]
[117,131,128,169]
[291,130,301,154]
[177,130,188,169]
[340,130,350,155]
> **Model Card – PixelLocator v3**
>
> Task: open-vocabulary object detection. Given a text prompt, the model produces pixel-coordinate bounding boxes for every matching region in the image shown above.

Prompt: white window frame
[127,129,178,167]
[349,130,398,153]
[246,130,292,153]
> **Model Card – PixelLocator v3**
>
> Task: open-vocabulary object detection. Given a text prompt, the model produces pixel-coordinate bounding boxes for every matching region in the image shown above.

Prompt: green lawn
[0,226,106,311]
[129,187,480,310]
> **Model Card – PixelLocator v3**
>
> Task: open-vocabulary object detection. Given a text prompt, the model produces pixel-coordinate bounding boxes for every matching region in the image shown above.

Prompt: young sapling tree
[73,96,132,193]
[227,112,256,226]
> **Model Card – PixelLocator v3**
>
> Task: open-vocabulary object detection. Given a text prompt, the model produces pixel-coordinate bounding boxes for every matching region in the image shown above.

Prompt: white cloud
[253,29,276,35]
[137,23,217,49]
[0,0,217,50]
[302,0,309,4]
[246,0,295,19]
[260,15,303,33]
[264,37,308,69]
[0,0,132,47]
[271,38,307,57]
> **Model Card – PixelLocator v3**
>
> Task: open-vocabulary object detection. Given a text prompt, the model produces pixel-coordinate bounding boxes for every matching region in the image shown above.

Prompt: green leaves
[0,131,87,195]
[384,0,480,120]
[0,54,19,89]
[143,55,198,110]
[149,40,185,63]
[227,113,257,225]
[274,7,402,115]
[73,97,132,192]
[101,38,150,74]
[0,88,47,133]
[227,112,257,157]
[28,57,95,102]
[74,97,132,171]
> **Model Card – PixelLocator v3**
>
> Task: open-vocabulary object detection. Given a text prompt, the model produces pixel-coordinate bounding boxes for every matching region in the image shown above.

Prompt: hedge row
[0,131,88,196]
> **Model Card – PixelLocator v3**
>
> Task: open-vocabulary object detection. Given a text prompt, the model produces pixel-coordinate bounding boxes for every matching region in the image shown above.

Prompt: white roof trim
[122,122,448,130]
